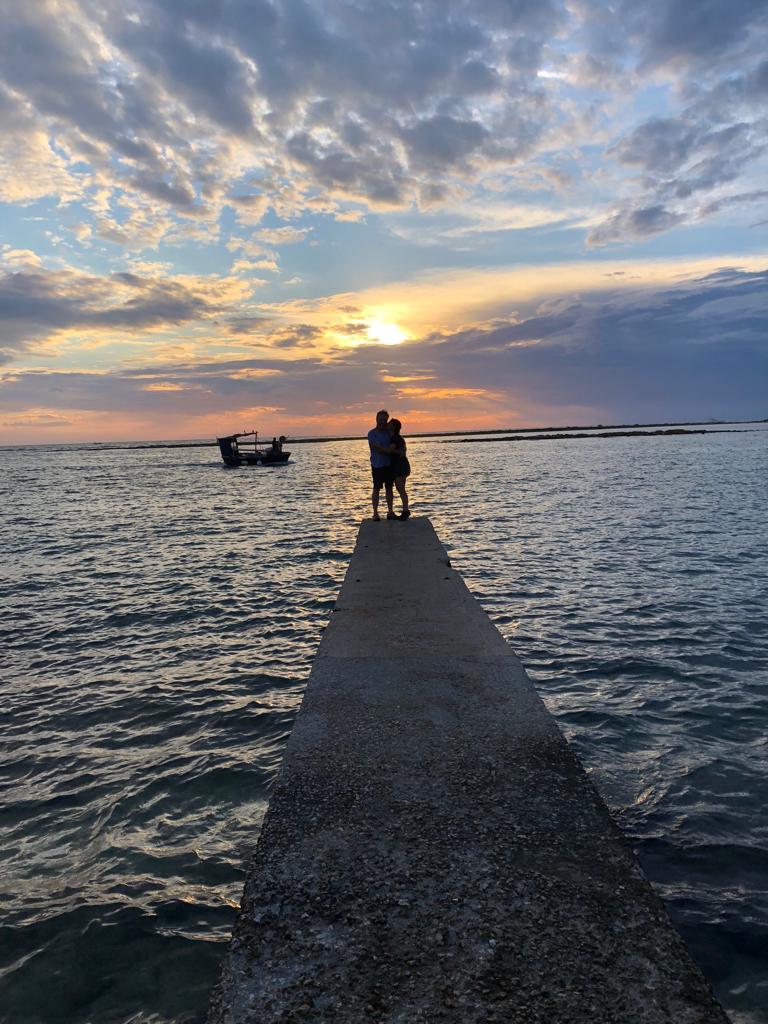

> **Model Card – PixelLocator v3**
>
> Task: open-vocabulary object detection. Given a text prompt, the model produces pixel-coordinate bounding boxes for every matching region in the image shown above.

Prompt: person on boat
[368,409,396,521]
[387,418,411,519]
[270,436,280,453]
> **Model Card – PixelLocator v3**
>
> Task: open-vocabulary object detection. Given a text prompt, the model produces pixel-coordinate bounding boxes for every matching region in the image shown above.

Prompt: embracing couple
[367,409,411,521]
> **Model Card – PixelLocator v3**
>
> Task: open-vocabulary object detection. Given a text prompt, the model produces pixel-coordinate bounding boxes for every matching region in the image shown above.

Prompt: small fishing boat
[217,431,291,467]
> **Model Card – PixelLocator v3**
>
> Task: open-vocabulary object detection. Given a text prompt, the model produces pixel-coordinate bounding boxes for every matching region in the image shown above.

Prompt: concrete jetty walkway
[208,518,728,1024]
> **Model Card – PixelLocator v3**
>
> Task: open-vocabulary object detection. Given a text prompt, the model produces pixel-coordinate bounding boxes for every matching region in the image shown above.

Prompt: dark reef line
[442,427,746,443]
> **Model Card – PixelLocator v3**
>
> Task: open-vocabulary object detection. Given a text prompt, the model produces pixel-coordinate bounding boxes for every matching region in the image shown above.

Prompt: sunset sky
[1,0,766,442]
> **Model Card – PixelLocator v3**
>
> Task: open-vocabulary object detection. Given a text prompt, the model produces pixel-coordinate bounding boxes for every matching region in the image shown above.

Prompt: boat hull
[236,451,291,466]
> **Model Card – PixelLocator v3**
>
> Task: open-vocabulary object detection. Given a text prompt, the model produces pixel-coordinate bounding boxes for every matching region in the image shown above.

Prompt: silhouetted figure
[368,409,395,520]
[388,418,411,519]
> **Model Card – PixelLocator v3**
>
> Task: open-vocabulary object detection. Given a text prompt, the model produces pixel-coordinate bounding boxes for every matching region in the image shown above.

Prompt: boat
[217,431,291,467]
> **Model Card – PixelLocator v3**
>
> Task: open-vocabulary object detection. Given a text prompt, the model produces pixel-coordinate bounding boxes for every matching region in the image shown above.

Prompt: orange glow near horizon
[3,253,766,444]
[0,389,607,444]
[249,252,768,370]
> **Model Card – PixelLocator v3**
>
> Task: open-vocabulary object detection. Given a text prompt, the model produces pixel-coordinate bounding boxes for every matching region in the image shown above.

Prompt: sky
[0,0,767,442]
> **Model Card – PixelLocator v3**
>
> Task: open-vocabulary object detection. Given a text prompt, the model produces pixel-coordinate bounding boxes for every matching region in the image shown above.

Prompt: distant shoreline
[443,427,753,443]
[1,418,765,451]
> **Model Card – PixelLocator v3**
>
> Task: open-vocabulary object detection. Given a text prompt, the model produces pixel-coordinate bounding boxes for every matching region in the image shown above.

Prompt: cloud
[255,226,311,245]
[141,381,201,392]
[229,193,271,224]
[572,0,767,73]
[0,83,84,204]
[613,117,701,176]
[0,409,75,428]
[588,103,767,242]
[387,197,597,247]
[230,259,270,282]
[400,115,490,171]
[636,0,766,69]
[338,263,768,424]
[112,8,257,137]
[270,324,324,349]
[1,247,43,270]
[588,203,685,244]
[2,0,768,451]
[700,189,768,217]
[1,0,765,249]
[0,0,568,231]
[579,2,768,242]
[0,266,253,361]
[2,259,765,439]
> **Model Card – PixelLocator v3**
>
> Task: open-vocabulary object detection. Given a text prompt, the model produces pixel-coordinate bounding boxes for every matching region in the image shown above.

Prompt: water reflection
[0,427,766,1023]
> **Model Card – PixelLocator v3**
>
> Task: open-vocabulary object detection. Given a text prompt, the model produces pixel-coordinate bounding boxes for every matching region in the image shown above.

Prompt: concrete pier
[208,518,729,1023]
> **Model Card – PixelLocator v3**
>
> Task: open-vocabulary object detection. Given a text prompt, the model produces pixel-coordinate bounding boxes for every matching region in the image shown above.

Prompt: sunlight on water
[1,425,767,1024]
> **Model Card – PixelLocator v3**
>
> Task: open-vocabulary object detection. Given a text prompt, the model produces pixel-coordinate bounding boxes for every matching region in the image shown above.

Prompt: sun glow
[366,319,408,346]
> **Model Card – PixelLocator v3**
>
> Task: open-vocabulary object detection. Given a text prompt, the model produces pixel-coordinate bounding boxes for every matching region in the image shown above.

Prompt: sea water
[1,425,767,1024]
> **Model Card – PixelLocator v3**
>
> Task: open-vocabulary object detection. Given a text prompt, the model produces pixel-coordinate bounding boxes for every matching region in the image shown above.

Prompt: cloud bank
[2,262,765,439]
[1,1,767,440]
[0,0,766,242]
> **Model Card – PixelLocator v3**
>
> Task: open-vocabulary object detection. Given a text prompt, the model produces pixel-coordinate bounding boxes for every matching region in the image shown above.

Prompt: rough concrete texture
[208,517,729,1024]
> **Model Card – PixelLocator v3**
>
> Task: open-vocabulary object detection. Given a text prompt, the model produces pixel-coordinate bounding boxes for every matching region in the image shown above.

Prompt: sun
[366,319,408,346]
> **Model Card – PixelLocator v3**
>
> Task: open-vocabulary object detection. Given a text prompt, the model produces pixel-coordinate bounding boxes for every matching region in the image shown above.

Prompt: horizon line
[2,416,765,451]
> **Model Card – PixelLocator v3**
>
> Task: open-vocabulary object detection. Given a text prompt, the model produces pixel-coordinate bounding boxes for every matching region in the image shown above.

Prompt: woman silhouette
[387,418,411,520]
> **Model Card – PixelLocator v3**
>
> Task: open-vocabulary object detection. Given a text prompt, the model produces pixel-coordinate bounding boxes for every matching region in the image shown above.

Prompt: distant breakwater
[444,427,748,444]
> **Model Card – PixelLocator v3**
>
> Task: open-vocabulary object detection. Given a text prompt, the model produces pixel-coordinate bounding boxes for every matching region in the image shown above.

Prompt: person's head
[388,418,402,436]
[376,409,389,429]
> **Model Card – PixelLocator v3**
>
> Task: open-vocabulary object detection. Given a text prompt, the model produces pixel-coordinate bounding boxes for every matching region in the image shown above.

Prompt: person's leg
[395,476,409,516]
[371,481,382,519]
[384,479,395,517]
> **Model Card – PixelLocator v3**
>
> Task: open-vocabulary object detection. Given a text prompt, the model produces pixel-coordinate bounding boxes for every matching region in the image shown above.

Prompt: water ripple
[1,427,767,1023]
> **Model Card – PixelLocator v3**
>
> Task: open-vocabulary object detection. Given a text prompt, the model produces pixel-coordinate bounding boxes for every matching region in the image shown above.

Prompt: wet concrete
[208,517,729,1023]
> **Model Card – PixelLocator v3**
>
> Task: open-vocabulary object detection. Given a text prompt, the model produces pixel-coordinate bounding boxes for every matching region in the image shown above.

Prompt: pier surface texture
[208,518,729,1024]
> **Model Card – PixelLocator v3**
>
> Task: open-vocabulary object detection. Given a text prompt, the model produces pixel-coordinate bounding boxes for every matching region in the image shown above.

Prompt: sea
[1,423,767,1024]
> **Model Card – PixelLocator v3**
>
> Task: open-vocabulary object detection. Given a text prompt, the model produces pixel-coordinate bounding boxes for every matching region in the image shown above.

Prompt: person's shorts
[371,465,394,487]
